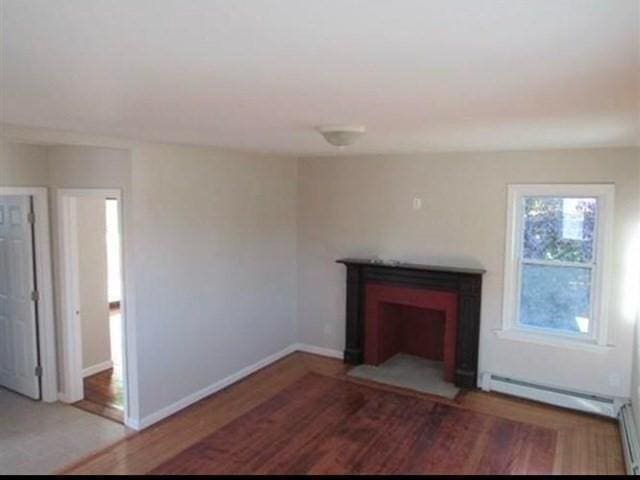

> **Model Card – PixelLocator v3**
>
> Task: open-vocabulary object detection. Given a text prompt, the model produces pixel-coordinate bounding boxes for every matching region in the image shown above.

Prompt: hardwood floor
[74,367,124,424]
[60,352,624,475]
[74,309,124,424]
[153,372,556,474]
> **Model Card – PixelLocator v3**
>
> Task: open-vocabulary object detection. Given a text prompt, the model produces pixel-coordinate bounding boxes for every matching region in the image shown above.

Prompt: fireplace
[338,259,484,389]
[364,283,458,382]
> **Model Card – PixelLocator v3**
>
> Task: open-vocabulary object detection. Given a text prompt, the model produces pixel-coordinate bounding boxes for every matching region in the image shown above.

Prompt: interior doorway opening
[59,189,128,425]
[73,197,124,422]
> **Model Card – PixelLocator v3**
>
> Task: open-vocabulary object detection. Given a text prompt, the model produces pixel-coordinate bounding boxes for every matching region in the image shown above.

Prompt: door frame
[0,187,57,402]
[58,188,131,425]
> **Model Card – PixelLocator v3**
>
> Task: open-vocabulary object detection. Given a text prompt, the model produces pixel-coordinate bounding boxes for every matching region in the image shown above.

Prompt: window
[502,184,614,345]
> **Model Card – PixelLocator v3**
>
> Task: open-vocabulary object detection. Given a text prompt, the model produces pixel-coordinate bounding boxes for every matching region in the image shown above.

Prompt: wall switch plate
[413,197,422,210]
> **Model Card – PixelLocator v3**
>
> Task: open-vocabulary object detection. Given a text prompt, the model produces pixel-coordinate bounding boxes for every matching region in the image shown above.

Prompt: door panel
[0,195,40,399]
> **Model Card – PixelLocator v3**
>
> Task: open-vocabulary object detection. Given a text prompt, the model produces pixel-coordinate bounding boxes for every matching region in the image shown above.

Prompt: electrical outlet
[323,324,333,337]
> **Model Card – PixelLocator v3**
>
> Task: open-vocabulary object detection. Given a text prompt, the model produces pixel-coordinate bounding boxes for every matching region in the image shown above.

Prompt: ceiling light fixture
[317,125,366,147]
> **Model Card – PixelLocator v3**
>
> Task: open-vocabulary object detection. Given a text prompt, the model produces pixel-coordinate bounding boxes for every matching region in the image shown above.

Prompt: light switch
[413,197,422,210]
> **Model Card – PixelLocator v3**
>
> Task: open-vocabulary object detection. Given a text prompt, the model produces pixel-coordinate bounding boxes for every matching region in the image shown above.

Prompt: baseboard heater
[481,373,625,418]
[619,403,640,475]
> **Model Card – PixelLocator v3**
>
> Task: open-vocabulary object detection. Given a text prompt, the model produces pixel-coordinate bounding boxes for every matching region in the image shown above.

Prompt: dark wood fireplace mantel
[337,258,485,389]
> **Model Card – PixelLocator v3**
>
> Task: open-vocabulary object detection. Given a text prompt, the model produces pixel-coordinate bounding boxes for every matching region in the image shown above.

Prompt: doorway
[0,194,41,399]
[0,187,56,402]
[58,189,128,425]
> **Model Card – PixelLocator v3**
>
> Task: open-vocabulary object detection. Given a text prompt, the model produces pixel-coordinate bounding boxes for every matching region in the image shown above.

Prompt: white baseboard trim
[133,344,298,430]
[124,415,142,430]
[294,343,344,360]
[82,360,114,378]
[57,392,72,403]
[130,342,344,431]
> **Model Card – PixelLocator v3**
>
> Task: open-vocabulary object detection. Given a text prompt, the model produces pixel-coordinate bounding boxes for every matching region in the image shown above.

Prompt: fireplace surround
[338,259,485,389]
[364,283,458,383]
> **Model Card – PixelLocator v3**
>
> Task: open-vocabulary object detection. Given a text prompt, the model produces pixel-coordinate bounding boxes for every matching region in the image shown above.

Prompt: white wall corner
[57,392,72,403]
[135,344,298,430]
[132,342,344,431]
[124,416,142,431]
[293,343,344,360]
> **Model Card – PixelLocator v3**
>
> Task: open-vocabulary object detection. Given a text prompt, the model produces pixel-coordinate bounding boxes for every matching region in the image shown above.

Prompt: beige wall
[46,144,132,399]
[130,144,298,418]
[47,145,132,190]
[3,134,639,424]
[0,140,49,186]
[0,139,299,424]
[77,197,111,370]
[297,147,640,398]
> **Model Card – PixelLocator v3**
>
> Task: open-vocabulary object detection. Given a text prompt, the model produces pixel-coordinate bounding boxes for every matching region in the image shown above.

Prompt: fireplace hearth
[338,259,485,389]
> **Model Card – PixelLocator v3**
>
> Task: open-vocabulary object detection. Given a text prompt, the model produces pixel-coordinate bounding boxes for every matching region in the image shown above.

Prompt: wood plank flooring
[74,368,124,424]
[60,352,625,475]
[152,372,556,475]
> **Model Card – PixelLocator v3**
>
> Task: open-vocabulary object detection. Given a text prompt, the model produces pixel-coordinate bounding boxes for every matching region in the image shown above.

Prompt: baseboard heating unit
[480,373,626,418]
[619,403,640,475]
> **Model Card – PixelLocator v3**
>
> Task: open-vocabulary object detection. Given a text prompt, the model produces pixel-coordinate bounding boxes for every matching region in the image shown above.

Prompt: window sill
[494,329,613,353]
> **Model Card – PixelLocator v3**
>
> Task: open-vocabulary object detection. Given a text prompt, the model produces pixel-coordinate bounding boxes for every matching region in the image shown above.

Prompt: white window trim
[500,184,615,348]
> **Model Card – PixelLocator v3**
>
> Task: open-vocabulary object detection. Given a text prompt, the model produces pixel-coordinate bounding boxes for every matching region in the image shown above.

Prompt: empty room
[0,0,639,475]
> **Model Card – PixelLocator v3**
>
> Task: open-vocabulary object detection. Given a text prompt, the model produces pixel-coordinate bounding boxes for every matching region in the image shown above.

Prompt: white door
[0,195,41,399]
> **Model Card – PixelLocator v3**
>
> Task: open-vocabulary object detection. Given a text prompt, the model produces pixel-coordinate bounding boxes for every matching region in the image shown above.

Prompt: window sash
[514,261,596,338]
[520,258,595,269]
[519,195,600,266]
[501,184,614,347]
[513,195,600,339]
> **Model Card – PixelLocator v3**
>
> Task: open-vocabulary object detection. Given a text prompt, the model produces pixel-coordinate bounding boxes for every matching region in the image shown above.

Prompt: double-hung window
[502,184,614,344]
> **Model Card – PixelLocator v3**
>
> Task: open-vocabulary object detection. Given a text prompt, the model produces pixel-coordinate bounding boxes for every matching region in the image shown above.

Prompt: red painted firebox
[364,283,458,383]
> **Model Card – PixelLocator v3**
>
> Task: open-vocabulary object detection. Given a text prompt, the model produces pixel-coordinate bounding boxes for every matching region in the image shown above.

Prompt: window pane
[522,197,597,263]
[519,264,591,334]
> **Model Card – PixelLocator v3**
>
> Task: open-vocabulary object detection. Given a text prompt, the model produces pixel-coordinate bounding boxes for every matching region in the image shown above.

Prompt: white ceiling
[1,0,638,155]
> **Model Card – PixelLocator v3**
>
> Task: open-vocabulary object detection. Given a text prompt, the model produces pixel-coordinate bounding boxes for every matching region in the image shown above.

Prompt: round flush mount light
[316,125,366,147]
